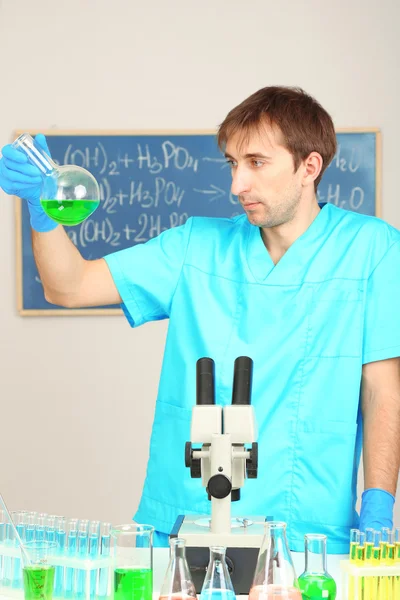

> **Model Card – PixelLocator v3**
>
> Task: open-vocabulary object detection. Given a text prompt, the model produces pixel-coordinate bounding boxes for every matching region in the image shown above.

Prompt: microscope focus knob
[185,442,202,478]
[207,474,232,499]
[246,442,258,479]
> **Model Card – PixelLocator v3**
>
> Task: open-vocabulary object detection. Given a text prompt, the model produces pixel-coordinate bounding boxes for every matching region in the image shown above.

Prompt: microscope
[171,356,271,594]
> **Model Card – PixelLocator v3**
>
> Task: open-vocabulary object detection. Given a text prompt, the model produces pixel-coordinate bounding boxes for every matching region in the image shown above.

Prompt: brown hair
[217,86,337,190]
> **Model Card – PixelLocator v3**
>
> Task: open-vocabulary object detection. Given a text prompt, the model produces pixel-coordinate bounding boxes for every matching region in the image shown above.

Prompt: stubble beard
[243,187,302,229]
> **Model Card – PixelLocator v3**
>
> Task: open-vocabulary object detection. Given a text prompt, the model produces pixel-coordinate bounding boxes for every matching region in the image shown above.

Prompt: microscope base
[171,514,271,594]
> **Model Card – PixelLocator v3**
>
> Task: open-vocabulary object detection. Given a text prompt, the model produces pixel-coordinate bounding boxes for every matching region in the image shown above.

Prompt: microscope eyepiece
[231,356,253,405]
[196,357,215,405]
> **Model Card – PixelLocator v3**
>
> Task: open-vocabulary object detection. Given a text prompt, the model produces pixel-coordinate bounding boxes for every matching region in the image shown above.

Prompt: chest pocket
[307,285,363,358]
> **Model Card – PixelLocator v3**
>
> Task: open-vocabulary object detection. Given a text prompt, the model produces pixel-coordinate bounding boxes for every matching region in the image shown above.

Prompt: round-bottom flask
[13,133,100,226]
[298,534,336,599]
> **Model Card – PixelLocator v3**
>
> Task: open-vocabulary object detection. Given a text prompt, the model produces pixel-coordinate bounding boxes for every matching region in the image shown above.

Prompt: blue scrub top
[104,203,400,553]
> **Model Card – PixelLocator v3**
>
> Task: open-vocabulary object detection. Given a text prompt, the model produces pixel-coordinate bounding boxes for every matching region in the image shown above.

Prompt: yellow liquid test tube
[385,531,395,600]
[349,529,360,600]
[395,529,400,600]
[364,529,374,600]
[371,531,382,600]
[379,527,390,600]
[357,532,366,600]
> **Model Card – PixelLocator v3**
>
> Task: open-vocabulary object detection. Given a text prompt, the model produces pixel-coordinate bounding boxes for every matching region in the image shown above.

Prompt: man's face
[225,123,305,229]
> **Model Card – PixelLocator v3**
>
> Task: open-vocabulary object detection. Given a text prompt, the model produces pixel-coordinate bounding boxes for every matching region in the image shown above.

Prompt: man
[1,86,399,552]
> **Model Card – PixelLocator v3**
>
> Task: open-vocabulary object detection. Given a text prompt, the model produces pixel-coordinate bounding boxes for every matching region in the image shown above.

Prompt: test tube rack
[0,541,114,599]
[340,559,400,600]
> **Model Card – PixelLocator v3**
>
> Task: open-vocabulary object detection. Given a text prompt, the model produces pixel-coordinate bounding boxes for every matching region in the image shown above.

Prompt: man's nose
[231,167,251,197]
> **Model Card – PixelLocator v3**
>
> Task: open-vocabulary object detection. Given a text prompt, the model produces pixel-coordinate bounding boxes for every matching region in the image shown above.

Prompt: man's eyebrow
[224,152,271,160]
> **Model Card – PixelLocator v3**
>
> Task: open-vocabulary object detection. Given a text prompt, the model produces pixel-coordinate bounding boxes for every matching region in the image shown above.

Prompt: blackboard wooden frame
[14,128,381,317]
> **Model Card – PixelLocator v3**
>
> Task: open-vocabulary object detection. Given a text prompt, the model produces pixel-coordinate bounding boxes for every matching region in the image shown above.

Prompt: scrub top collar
[246,202,333,284]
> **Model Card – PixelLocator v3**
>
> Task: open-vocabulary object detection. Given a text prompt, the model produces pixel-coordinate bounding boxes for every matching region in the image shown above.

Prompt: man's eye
[226,159,237,167]
[252,160,264,167]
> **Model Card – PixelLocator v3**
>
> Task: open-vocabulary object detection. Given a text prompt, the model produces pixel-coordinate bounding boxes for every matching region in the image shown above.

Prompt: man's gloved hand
[0,134,58,232]
[359,488,395,532]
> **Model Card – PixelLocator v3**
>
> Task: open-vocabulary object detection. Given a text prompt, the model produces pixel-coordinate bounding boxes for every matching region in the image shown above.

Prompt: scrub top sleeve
[363,239,400,364]
[103,218,193,327]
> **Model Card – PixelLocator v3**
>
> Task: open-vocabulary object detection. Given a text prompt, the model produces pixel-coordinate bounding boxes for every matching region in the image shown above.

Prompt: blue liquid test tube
[76,520,89,598]
[88,521,100,598]
[54,517,66,598]
[65,518,78,598]
[0,509,6,586]
[25,512,37,543]
[45,515,56,543]
[12,511,26,588]
[98,522,111,599]
[35,513,47,542]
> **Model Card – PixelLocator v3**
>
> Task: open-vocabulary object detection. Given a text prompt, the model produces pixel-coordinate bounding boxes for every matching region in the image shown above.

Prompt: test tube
[54,517,66,598]
[357,531,366,600]
[88,521,100,598]
[3,511,17,587]
[386,530,395,600]
[0,509,5,586]
[98,522,111,598]
[369,530,382,600]
[65,518,78,598]
[45,515,56,543]
[395,528,400,600]
[348,529,359,600]
[35,513,47,542]
[364,528,374,600]
[12,511,27,589]
[25,512,36,543]
[380,528,390,600]
[76,520,89,596]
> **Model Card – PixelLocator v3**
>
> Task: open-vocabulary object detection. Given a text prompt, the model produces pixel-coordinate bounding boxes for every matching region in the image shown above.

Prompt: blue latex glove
[0,134,58,232]
[359,488,395,532]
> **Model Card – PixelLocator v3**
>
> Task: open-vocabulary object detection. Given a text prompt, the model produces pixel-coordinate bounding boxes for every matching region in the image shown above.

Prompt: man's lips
[242,201,261,209]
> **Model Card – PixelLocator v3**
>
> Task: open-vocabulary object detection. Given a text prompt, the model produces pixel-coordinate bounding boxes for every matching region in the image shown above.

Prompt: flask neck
[12,133,56,176]
[253,522,298,588]
[304,535,327,574]
[170,538,187,561]
[209,547,226,563]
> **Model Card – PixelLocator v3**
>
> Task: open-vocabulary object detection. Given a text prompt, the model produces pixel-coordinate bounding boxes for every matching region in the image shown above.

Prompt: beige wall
[0,0,399,526]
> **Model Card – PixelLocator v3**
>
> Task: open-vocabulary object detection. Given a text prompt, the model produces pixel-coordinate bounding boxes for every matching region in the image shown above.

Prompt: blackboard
[15,129,380,315]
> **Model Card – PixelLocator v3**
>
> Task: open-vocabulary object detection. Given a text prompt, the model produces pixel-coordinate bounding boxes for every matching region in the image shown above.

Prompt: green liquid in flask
[298,573,337,599]
[114,567,152,600]
[23,565,55,600]
[40,199,100,226]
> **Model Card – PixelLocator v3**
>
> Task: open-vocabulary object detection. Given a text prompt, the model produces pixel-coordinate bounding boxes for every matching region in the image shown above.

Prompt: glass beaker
[298,534,336,599]
[21,540,57,600]
[12,133,100,226]
[249,521,302,600]
[112,523,154,600]
[159,537,197,600]
[200,546,236,600]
